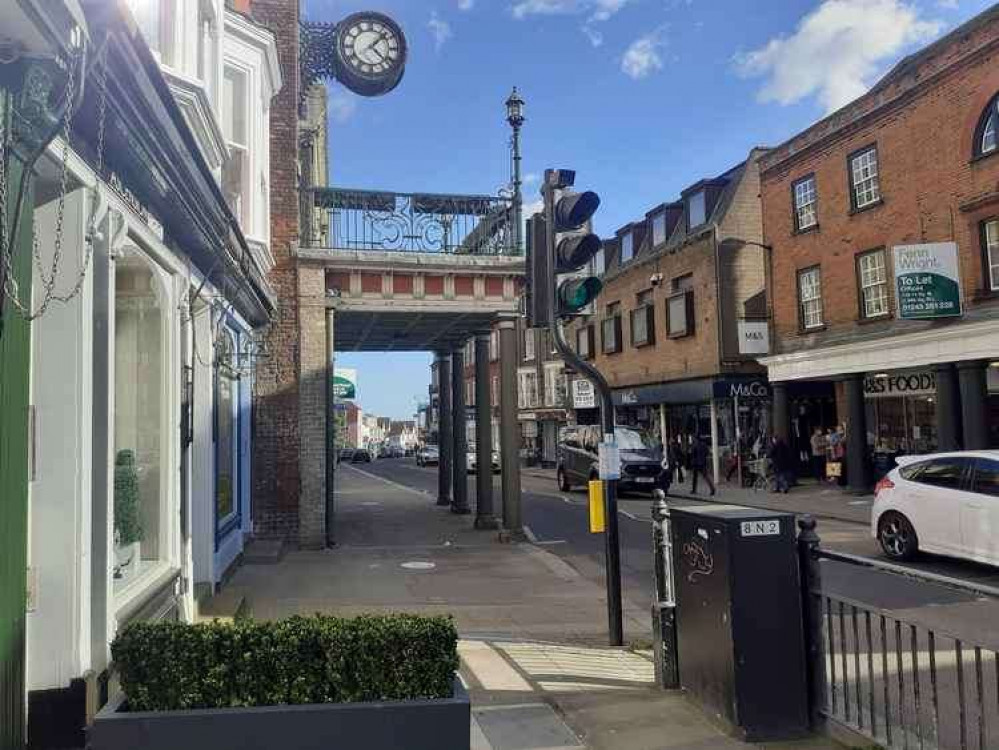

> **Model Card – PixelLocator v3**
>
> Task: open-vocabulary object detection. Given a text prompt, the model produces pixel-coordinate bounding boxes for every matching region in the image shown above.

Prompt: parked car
[351,448,373,463]
[467,445,500,474]
[416,445,439,467]
[556,425,661,495]
[872,450,999,565]
[338,448,354,463]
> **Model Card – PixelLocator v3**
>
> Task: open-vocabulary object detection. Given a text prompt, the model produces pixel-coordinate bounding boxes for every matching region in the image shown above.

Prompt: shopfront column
[843,374,869,493]
[474,333,499,529]
[451,346,470,515]
[436,352,452,507]
[958,360,989,450]
[934,363,960,452]
[772,382,789,442]
[498,320,523,537]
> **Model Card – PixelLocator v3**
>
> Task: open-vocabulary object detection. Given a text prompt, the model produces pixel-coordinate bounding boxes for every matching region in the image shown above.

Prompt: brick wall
[762,16,999,353]
[249,0,303,541]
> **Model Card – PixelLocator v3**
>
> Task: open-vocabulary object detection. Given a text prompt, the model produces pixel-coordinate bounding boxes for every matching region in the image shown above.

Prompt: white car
[871,450,999,565]
[467,446,500,474]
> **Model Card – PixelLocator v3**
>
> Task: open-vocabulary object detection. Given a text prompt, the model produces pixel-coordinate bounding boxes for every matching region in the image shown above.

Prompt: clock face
[335,12,407,96]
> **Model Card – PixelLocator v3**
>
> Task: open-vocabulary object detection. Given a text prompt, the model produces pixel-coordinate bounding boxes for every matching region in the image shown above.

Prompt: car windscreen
[615,428,652,451]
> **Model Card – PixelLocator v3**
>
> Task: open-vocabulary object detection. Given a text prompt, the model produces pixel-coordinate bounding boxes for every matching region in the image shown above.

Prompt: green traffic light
[558,277,603,314]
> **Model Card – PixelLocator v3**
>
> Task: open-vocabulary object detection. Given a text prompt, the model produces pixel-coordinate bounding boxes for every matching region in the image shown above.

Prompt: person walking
[768,435,792,494]
[810,427,826,482]
[668,437,685,485]
[689,434,716,496]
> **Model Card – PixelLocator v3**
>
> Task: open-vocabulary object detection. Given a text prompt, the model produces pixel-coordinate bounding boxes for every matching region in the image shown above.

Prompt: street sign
[332,368,357,400]
[893,242,962,320]
[740,519,780,537]
[598,439,620,480]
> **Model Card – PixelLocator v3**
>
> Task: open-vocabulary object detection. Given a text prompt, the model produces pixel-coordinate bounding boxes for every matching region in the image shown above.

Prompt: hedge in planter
[111,614,460,711]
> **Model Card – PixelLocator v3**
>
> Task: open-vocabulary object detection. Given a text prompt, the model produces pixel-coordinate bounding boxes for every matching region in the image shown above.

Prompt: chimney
[229,0,252,13]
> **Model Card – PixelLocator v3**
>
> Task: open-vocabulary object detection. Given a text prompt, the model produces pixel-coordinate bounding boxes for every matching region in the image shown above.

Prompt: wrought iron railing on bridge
[302,187,518,255]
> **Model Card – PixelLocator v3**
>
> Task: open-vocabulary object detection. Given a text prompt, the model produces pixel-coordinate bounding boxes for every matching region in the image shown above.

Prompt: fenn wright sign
[893,242,962,320]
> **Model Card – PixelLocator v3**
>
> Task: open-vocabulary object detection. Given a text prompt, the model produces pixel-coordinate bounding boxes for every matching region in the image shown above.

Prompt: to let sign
[893,242,962,320]
[572,378,597,409]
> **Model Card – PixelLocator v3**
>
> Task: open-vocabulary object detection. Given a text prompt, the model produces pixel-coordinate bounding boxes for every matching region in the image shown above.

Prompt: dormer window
[652,213,667,246]
[976,93,998,157]
[687,190,706,229]
[620,231,634,263]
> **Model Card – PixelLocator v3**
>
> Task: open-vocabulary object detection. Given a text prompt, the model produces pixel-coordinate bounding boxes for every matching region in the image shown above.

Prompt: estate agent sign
[893,242,962,320]
[572,378,597,409]
[332,368,357,400]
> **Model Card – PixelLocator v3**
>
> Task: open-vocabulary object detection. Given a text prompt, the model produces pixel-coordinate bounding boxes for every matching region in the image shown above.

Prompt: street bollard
[651,490,679,689]
[797,515,826,730]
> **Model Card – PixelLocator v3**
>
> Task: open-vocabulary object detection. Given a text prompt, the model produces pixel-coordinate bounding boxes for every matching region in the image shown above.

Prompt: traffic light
[547,183,603,319]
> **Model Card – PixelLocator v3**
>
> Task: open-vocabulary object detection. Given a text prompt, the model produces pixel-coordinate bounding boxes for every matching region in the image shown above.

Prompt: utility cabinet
[670,505,809,741]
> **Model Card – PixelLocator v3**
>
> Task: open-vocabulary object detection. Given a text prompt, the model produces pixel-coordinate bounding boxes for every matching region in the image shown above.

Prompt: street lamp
[505,87,525,257]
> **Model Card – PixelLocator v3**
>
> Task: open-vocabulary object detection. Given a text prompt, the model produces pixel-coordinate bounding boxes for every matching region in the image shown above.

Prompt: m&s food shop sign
[893,242,962,320]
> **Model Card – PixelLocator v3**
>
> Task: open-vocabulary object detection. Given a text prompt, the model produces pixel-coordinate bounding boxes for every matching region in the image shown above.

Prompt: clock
[334,12,407,98]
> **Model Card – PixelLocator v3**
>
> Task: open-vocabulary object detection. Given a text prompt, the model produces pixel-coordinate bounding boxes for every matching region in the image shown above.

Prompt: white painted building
[13,1,280,744]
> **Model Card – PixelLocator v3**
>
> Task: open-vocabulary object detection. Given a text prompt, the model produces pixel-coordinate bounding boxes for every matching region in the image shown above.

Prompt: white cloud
[511,0,632,22]
[581,24,604,47]
[428,12,453,52]
[589,0,630,22]
[621,25,668,79]
[458,0,475,8]
[329,93,357,123]
[735,0,944,114]
[937,0,958,8]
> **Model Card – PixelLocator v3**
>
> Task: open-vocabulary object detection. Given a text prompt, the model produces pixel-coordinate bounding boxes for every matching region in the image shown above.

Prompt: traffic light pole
[542,179,624,647]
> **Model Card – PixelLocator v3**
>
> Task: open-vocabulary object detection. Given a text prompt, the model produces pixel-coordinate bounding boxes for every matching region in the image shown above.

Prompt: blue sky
[305,0,992,419]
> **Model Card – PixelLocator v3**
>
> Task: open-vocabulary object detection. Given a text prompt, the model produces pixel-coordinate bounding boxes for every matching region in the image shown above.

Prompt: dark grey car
[556,425,661,495]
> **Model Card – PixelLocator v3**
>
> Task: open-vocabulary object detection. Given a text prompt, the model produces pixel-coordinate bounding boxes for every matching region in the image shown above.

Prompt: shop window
[797,266,823,330]
[975,93,998,158]
[857,248,889,318]
[544,363,568,407]
[849,145,881,211]
[792,174,817,231]
[215,328,240,540]
[667,277,694,338]
[601,302,622,354]
[523,328,535,361]
[984,219,999,290]
[518,369,539,410]
[631,289,655,347]
[113,250,168,590]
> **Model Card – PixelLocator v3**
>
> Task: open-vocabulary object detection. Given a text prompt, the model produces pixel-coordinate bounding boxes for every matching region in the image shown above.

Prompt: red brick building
[759,7,999,490]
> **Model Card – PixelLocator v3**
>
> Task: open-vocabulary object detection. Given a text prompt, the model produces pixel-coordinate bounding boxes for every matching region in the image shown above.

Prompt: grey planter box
[88,678,469,750]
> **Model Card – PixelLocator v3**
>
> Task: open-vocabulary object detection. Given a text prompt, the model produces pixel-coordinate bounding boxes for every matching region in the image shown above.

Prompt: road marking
[618,510,640,521]
[848,500,872,506]
[523,525,539,543]
[343,464,432,497]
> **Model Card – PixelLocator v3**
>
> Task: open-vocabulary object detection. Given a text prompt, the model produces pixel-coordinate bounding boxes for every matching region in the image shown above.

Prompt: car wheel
[878,512,919,561]
[557,468,571,492]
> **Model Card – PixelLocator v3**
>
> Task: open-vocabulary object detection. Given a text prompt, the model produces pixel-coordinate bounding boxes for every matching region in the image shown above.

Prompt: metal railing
[799,519,999,750]
[302,187,517,255]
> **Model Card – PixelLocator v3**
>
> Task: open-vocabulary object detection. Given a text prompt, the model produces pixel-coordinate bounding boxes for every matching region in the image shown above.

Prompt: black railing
[799,519,999,750]
[303,187,517,255]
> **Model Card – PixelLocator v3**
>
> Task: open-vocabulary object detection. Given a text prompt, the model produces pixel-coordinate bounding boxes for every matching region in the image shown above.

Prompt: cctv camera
[649,273,664,287]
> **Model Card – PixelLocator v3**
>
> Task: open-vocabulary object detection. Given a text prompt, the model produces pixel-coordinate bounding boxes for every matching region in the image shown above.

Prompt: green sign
[893,242,962,320]
[332,367,357,400]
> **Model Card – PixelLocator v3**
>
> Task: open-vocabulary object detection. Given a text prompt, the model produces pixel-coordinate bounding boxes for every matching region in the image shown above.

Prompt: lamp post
[506,87,525,256]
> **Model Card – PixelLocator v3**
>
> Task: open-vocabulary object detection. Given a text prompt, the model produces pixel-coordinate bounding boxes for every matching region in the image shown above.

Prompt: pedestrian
[668,437,685,485]
[689,434,716,496]
[768,435,791,494]
[810,427,826,482]
[657,452,673,496]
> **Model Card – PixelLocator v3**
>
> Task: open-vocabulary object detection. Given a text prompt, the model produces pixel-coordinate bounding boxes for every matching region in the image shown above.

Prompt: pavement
[222,464,845,750]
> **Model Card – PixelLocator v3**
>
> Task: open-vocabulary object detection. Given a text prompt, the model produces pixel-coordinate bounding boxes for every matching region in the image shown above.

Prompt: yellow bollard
[588,480,605,533]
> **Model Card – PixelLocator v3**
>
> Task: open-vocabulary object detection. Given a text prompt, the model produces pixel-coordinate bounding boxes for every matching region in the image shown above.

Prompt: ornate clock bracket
[299,21,339,104]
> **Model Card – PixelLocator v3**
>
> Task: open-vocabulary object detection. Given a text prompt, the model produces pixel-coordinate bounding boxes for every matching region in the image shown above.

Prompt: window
[129,0,175,66]
[223,68,248,147]
[593,247,606,276]
[631,289,655,347]
[524,329,535,361]
[849,146,881,210]
[985,219,999,290]
[688,190,706,228]
[113,250,169,590]
[912,458,970,491]
[601,303,622,354]
[576,325,594,359]
[666,274,694,338]
[798,267,823,329]
[222,67,250,224]
[620,232,634,263]
[490,329,499,361]
[491,376,499,407]
[793,175,818,231]
[973,459,999,497]
[517,368,539,409]
[544,363,568,407]
[215,329,240,539]
[652,213,667,246]
[857,249,889,318]
[976,94,998,157]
